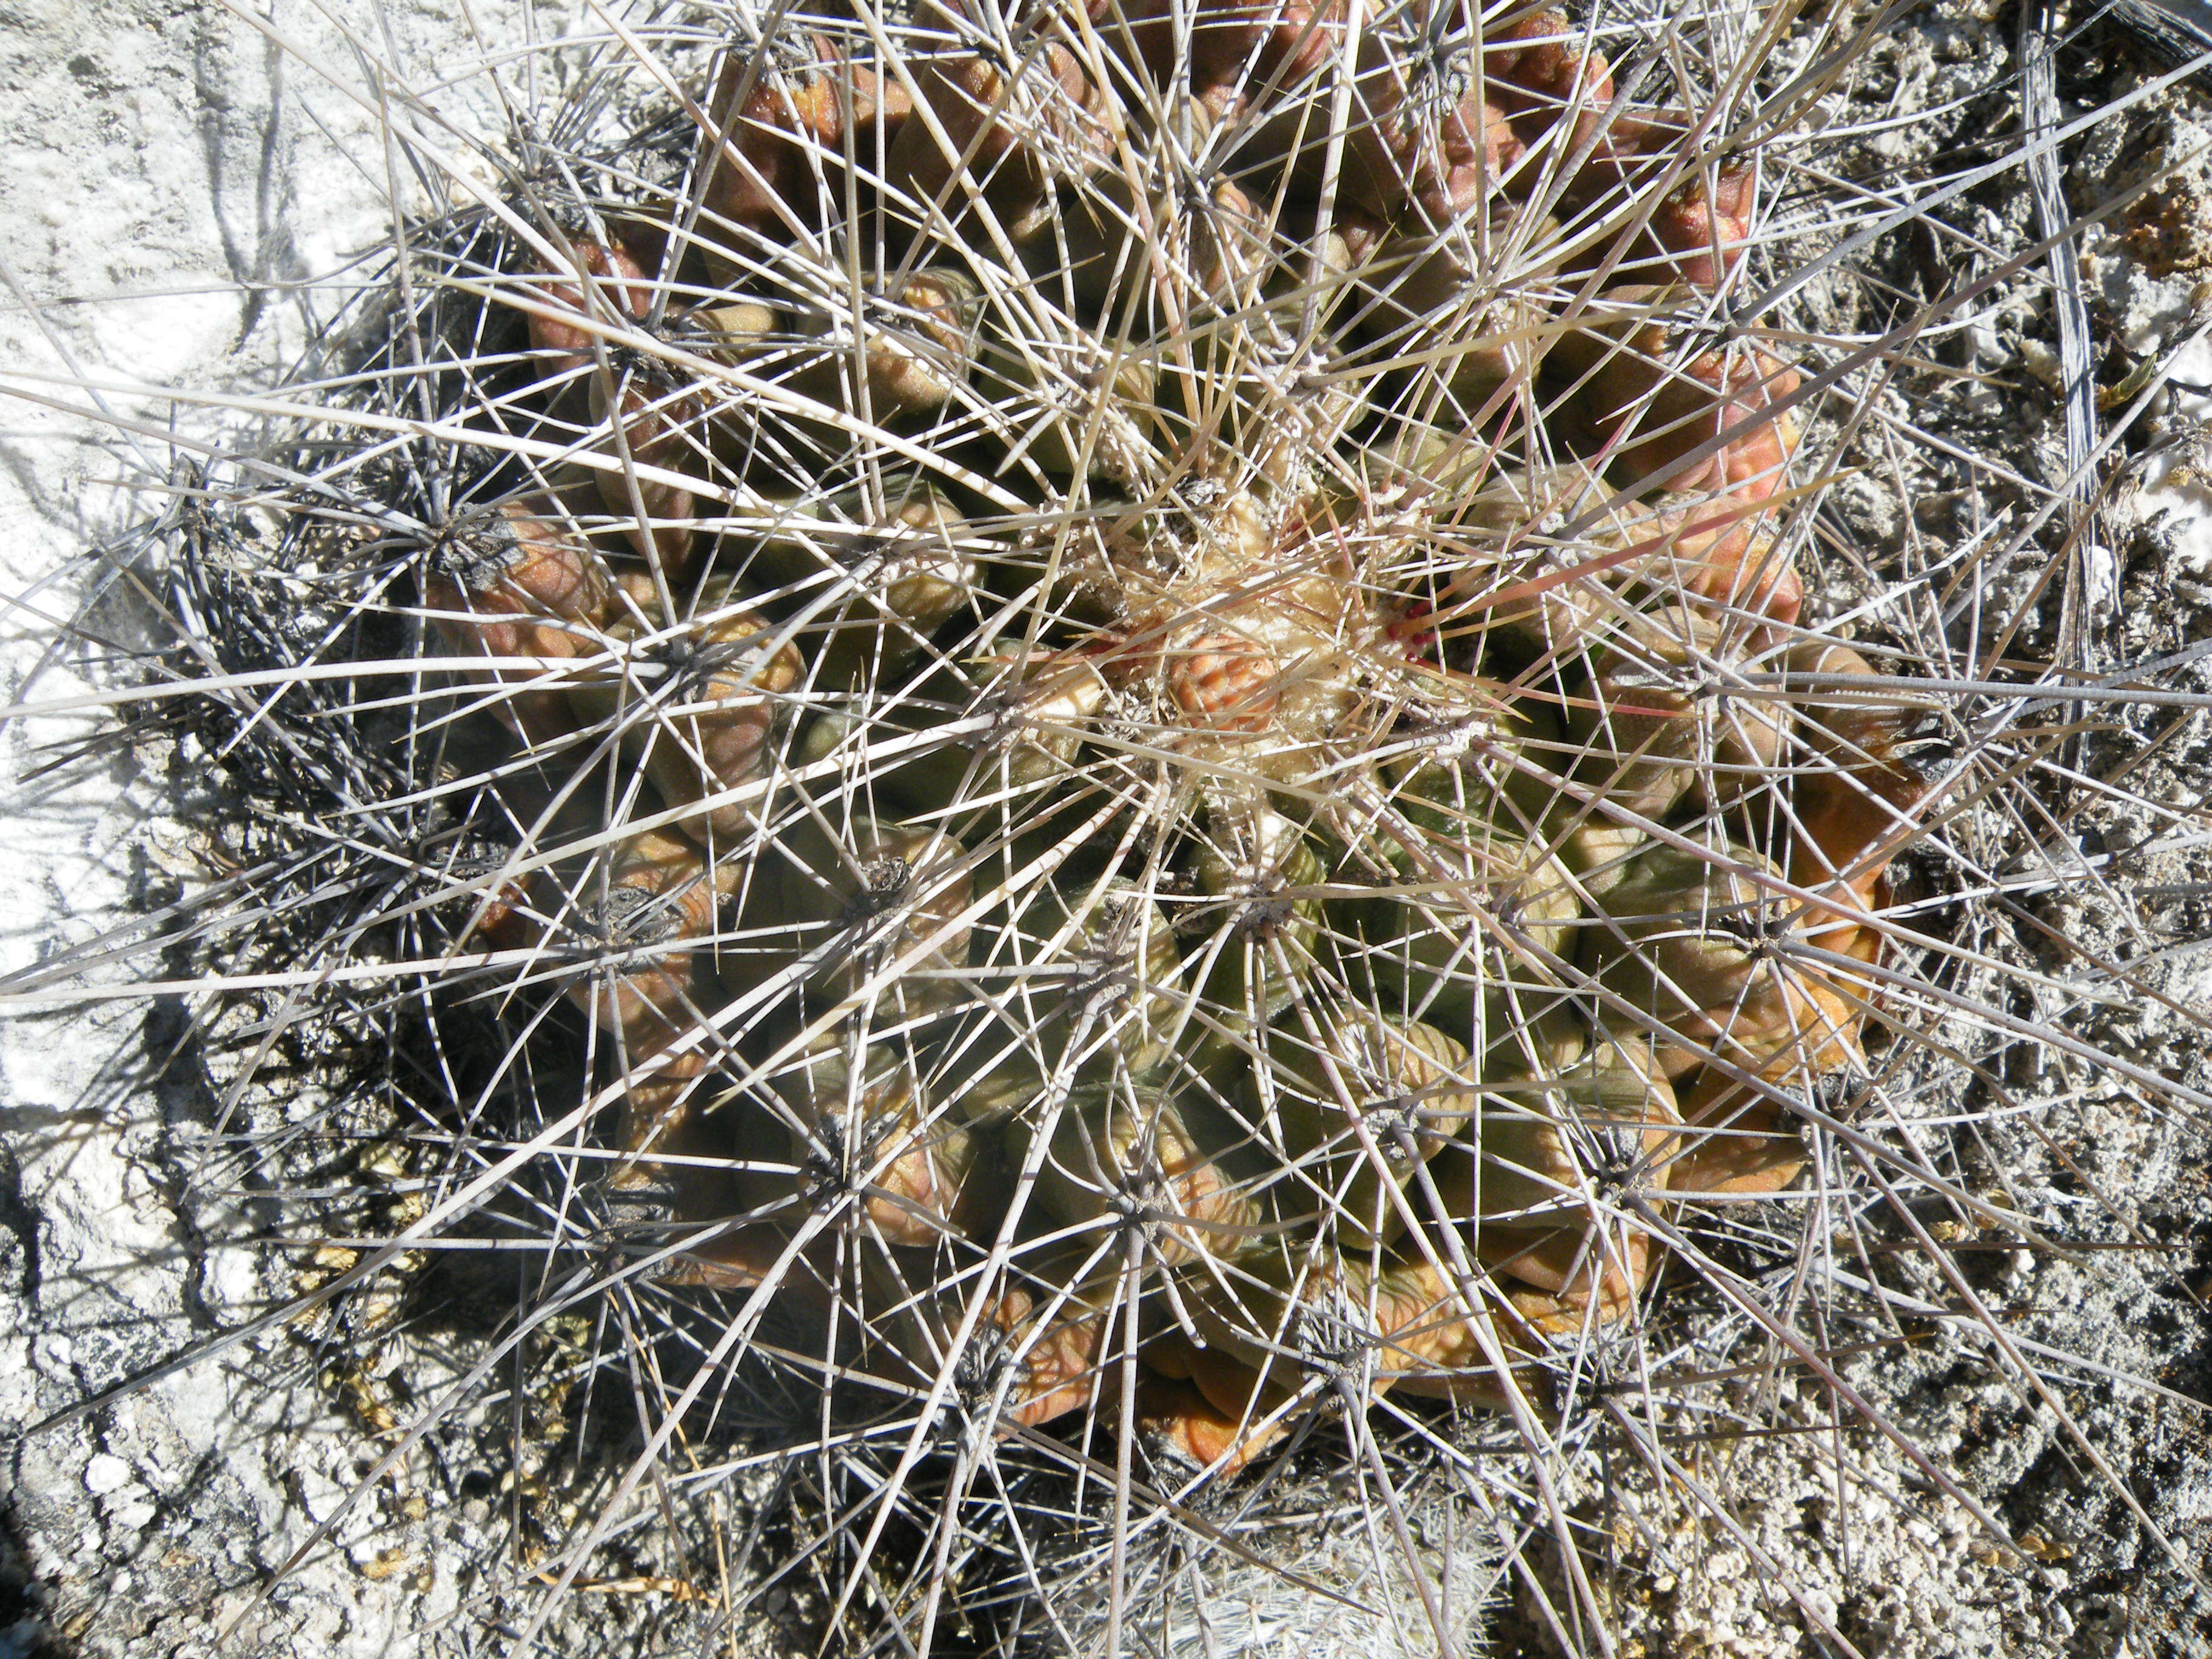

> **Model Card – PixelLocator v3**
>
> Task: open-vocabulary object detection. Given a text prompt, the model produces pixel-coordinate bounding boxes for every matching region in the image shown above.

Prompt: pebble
[83,1453,130,1496]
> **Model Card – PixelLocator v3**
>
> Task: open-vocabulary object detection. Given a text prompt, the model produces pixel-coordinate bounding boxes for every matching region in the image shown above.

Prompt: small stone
[2019,337,2063,394]
[83,1453,131,1496]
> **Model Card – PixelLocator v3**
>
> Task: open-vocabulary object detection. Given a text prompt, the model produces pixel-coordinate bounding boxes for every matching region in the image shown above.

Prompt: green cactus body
[1335,828,1581,1034]
[980,324,1163,482]
[1577,841,1860,1085]
[943,877,1187,1121]
[1183,1236,1376,1388]
[776,1047,994,1249]
[1453,1036,1680,1308]
[1361,226,1557,418]
[1248,1007,1476,1250]
[737,813,975,1028]
[1563,606,1793,819]
[793,265,984,422]
[1187,809,1331,1070]
[1032,1084,1273,1269]
[566,581,807,842]
[1379,697,1568,840]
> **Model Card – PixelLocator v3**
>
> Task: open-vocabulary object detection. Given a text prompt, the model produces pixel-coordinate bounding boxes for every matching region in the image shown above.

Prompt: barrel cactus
[70,0,2129,1650]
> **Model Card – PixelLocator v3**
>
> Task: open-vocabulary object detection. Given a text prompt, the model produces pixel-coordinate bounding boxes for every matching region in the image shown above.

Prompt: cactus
[383,0,1895,1624]
[168,0,1862,1636]
[29,0,2212,1653]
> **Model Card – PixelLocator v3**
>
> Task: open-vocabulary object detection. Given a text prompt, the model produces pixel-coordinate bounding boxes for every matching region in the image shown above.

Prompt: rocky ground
[4,1,2211,1655]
